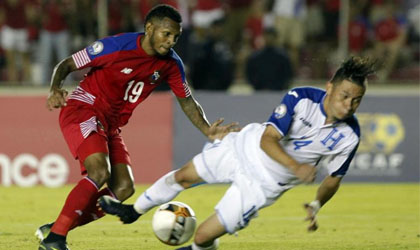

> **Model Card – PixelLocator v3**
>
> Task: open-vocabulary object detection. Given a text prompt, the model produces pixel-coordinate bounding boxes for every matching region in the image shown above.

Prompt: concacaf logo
[357,113,405,154]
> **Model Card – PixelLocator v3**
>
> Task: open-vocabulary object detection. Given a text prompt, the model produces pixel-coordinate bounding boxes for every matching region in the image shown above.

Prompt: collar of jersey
[137,33,149,56]
[319,93,327,117]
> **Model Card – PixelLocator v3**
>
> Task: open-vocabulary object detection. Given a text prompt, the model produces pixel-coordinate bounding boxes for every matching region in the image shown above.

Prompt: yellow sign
[357,113,405,154]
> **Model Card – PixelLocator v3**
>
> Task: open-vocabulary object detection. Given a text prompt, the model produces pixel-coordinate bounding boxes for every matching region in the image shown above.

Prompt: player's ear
[145,22,153,36]
[326,81,333,95]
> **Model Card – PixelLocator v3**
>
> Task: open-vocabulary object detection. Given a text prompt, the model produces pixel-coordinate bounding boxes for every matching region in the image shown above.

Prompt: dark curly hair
[331,57,376,87]
[144,4,182,26]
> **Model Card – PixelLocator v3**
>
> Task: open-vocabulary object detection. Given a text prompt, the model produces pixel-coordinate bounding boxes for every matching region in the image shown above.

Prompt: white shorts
[193,133,288,234]
[1,25,29,52]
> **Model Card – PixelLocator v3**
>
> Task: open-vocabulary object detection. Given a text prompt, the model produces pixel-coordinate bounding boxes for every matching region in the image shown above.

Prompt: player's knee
[177,179,191,189]
[84,163,110,187]
[112,180,135,201]
[84,153,111,186]
[88,167,110,187]
[175,162,198,189]
[194,226,214,246]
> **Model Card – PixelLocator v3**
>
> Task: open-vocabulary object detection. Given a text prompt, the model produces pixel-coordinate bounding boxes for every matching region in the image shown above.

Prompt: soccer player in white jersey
[99,57,375,250]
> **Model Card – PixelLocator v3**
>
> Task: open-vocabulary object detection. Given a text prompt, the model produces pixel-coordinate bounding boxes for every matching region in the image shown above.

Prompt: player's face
[148,17,181,56]
[325,79,366,122]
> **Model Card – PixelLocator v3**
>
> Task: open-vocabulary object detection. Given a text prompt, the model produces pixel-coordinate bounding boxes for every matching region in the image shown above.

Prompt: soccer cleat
[98,195,141,224]
[35,223,54,242]
[175,246,192,250]
[38,240,70,250]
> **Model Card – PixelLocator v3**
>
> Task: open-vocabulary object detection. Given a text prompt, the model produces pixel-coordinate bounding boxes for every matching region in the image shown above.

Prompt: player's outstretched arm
[177,96,240,141]
[207,118,240,142]
[303,175,342,231]
[46,57,78,111]
[260,125,316,183]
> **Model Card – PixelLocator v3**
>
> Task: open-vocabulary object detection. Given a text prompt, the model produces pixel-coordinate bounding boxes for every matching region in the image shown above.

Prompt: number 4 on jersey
[293,140,312,150]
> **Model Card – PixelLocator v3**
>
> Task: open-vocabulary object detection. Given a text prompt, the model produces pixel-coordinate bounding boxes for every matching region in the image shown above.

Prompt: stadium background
[0,0,418,249]
[0,0,418,186]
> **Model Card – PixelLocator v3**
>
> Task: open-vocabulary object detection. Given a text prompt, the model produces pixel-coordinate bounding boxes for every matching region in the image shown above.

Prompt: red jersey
[42,1,69,32]
[70,32,190,129]
[0,0,28,29]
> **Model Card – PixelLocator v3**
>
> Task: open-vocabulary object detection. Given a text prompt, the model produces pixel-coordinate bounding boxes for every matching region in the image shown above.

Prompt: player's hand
[207,118,240,142]
[303,202,320,232]
[46,88,68,111]
[293,163,316,184]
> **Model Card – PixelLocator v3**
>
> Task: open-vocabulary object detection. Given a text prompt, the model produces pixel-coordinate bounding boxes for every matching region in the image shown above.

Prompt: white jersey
[190,86,360,233]
[235,87,360,187]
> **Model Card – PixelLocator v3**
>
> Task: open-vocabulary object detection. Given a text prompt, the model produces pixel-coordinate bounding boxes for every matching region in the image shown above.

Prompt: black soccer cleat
[98,195,141,224]
[38,240,70,250]
[35,222,54,242]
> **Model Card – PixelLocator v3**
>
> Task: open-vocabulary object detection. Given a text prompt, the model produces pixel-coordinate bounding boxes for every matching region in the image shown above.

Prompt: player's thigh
[60,104,107,162]
[174,160,205,188]
[78,133,111,185]
[108,163,134,200]
[192,138,238,184]
[83,152,110,176]
[215,176,266,234]
[107,132,134,198]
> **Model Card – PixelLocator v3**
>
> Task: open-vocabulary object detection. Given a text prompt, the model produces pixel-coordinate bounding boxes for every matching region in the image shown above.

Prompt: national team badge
[274,104,287,119]
[150,71,160,84]
[87,41,104,55]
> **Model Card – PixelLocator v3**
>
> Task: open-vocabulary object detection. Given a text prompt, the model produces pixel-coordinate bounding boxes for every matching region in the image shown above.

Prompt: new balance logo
[121,68,133,74]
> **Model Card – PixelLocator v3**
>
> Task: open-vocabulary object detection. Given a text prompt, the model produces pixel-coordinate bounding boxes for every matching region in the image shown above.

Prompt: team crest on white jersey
[88,41,104,55]
[150,71,160,84]
[121,67,133,74]
[274,104,287,119]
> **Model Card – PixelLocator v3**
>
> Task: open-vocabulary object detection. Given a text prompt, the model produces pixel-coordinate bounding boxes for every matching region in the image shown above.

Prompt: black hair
[331,57,376,87]
[144,4,182,26]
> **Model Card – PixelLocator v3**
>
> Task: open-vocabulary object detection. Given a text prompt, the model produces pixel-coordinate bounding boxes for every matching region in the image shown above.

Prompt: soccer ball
[152,201,196,246]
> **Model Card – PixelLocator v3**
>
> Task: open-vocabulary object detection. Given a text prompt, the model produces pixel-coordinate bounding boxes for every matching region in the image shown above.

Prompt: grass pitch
[0,183,418,250]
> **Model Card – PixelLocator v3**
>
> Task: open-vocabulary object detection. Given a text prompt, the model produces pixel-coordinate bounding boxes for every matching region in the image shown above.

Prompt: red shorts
[59,102,131,174]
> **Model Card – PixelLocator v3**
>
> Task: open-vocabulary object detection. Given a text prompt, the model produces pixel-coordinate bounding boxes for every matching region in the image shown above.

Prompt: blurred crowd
[0,0,419,91]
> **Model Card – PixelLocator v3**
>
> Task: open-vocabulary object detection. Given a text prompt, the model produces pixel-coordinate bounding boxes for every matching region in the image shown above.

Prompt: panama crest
[150,70,161,83]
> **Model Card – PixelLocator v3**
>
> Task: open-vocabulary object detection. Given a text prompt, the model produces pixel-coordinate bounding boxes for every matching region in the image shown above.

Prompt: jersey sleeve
[266,89,301,136]
[324,142,359,177]
[166,52,191,98]
[71,37,119,69]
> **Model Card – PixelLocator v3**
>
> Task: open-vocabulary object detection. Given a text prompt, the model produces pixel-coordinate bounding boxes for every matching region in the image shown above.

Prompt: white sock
[192,239,219,250]
[133,170,184,214]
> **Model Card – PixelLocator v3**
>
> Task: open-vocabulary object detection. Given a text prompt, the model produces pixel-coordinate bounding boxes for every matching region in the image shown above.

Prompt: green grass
[0,184,419,250]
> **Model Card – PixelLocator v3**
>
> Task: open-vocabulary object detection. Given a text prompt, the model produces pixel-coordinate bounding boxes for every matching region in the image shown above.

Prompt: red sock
[51,177,99,236]
[70,188,116,229]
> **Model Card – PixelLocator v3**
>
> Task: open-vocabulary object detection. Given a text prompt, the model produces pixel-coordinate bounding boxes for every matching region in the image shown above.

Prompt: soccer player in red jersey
[36,5,239,250]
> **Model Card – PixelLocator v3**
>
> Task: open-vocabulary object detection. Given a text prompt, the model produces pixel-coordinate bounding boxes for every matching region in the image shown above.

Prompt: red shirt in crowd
[0,0,28,29]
